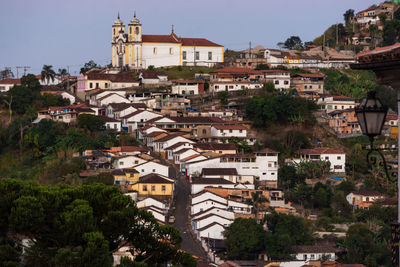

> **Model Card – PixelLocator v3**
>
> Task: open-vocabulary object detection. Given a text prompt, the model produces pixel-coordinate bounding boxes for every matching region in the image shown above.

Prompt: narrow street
[150,152,210,266]
[172,170,210,266]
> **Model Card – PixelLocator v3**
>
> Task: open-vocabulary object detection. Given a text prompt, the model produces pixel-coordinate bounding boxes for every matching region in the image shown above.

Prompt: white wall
[114,156,147,169]
[197,224,225,240]
[192,207,234,220]
[192,192,227,205]
[193,215,232,229]
[99,94,130,106]
[182,46,223,67]
[210,127,247,138]
[142,43,180,68]
[171,83,199,95]
[191,200,227,215]
[212,82,262,92]
[135,161,169,177]
[191,183,235,195]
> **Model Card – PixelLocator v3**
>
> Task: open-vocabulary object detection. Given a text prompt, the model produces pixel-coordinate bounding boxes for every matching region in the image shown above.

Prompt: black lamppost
[355,91,392,179]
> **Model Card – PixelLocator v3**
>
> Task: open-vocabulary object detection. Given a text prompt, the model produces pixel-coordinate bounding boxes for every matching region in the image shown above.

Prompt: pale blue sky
[0,0,379,75]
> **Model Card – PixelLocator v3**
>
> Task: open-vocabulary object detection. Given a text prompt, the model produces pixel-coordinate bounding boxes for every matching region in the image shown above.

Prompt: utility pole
[16,66,30,78]
[336,23,339,47]
[66,66,70,93]
[249,41,252,59]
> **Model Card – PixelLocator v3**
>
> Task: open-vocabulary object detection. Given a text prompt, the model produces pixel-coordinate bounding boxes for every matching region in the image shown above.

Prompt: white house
[106,103,147,119]
[37,75,61,86]
[97,93,130,106]
[317,95,356,113]
[0,78,20,92]
[153,134,195,155]
[165,142,194,160]
[89,90,127,106]
[192,214,233,230]
[171,80,204,95]
[201,168,239,184]
[134,160,170,177]
[191,190,227,205]
[262,69,291,90]
[291,245,339,261]
[113,155,148,169]
[186,148,279,187]
[142,206,166,223]
[122,110,162,132]
[291,147,346,173]
[173,148,199,166]
[191,207,235,221]
[211,81,263,92]
[191,198,228,215]
[101,116,122,131]
[137,197,167,210]
[210,125,247,138]
[346,191,385,209]
[191,178,235,194]
[195,222,226,240]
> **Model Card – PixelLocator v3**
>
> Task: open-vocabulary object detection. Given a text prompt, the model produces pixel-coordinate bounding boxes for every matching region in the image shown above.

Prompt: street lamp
[355,91,388,142]
[355,91,393,180]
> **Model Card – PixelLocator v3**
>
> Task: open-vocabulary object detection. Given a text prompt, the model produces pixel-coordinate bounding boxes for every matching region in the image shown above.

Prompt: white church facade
[111,13,224,69]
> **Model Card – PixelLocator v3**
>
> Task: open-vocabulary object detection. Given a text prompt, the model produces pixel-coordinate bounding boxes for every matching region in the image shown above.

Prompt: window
[220,130,223,133]
[96,83,99,88]
[151,185,156,191]
[195,51,199,60]
[229,129,233,133]
[120,161,124,165]
[284,80,289,85]
[113,28,115,35]
[105,83,108,88]
[334,165,342,169]
[135,27,139,34]
[114,124,117,129]
[304,85,308,89]
[310,254,315,260]
[135,160,139,164]
[89,82,93,89]
[169,48,173,55]
[239,130,242,133]
[325,156,329,160]
[334,106,337,110]
[143,185,147,191]
[215,85,219,89]
[208,51,212,60]
[153,47,157,55]
[182,51,187,60]
[275,80,279,85]
[129,27,132,34]
[162,185,166,191]
[337,156,341,160]
[152,169,156,172]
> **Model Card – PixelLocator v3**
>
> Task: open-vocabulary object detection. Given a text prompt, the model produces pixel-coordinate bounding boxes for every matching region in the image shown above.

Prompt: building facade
[111,13,224,69]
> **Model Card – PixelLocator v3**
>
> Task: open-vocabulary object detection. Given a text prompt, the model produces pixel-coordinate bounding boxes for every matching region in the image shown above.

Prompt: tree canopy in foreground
[0,179,196,267]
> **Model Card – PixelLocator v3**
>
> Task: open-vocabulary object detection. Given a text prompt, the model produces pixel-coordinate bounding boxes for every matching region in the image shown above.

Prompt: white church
[111,13,224,69]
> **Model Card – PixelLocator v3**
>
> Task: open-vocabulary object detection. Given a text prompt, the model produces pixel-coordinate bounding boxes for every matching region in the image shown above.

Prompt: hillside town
[1,1,400,267]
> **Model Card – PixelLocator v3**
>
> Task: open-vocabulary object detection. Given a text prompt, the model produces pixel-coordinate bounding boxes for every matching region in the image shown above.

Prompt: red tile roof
[181,37,222,47]
[298,147,345,155]
[142,34,180,43]
[0,78,20,84]
[292,73,325,78]
[180,154,203,162]
[257,148,279,153]
[210,67,254,74]
[212,125,247,130]
[356,42,400,62]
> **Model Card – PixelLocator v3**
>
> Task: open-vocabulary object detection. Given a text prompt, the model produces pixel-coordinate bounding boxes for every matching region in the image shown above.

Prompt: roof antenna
[134,11,136,18]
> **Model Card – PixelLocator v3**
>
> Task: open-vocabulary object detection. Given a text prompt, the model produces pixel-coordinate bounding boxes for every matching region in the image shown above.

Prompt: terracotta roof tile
[298,147,345,155]
[181,37,222,47]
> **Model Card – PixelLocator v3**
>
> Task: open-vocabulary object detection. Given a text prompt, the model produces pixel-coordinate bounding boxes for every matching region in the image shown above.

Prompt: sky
[0,0,380,76]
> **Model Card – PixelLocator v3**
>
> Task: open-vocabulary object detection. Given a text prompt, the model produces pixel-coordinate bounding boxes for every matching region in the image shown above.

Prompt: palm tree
[41,65,56,85]
[246,191,269,221]
[58,68,69,78]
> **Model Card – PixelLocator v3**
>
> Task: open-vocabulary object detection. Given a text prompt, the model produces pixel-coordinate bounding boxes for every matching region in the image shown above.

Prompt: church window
[113,28,115,35]
[169,48,173,55]
[135,27,139,34]
[208,51,212,60]
[195,51,199,60]
[182,51,187,60]
[129,27,132,34]
[153,47,157,55]
[89,82,93,89]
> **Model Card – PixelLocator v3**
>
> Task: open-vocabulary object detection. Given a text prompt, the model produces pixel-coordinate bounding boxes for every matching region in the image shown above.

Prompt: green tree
[382,19,400,46]
[264,212,314,260]
[278,165,305,189]
[343,9,355,25]
[58,68,69,78]
[264,82,275,92]
[41,65,56,85]
[255,64,269,70]
[224,218,265,260]
[283,36,303,50]
[9,74,41,115]
[0,68,14,79]
[77,114,105,133]
[218,91,228,105]
[0,179,195,267]
[246,192,268,221]
[80,60,99,74]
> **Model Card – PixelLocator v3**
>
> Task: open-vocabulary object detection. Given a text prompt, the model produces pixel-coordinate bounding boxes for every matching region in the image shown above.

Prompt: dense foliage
[0,179,196,267]
[245,93,317,128]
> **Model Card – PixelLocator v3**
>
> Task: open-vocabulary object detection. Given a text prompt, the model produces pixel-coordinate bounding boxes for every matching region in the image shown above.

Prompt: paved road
[149,152,210,265]
[172,170,210,266]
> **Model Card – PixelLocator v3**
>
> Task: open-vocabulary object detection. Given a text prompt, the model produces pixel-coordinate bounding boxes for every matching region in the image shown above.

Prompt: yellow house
[130,173,174,198]
[111,168,139,185]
